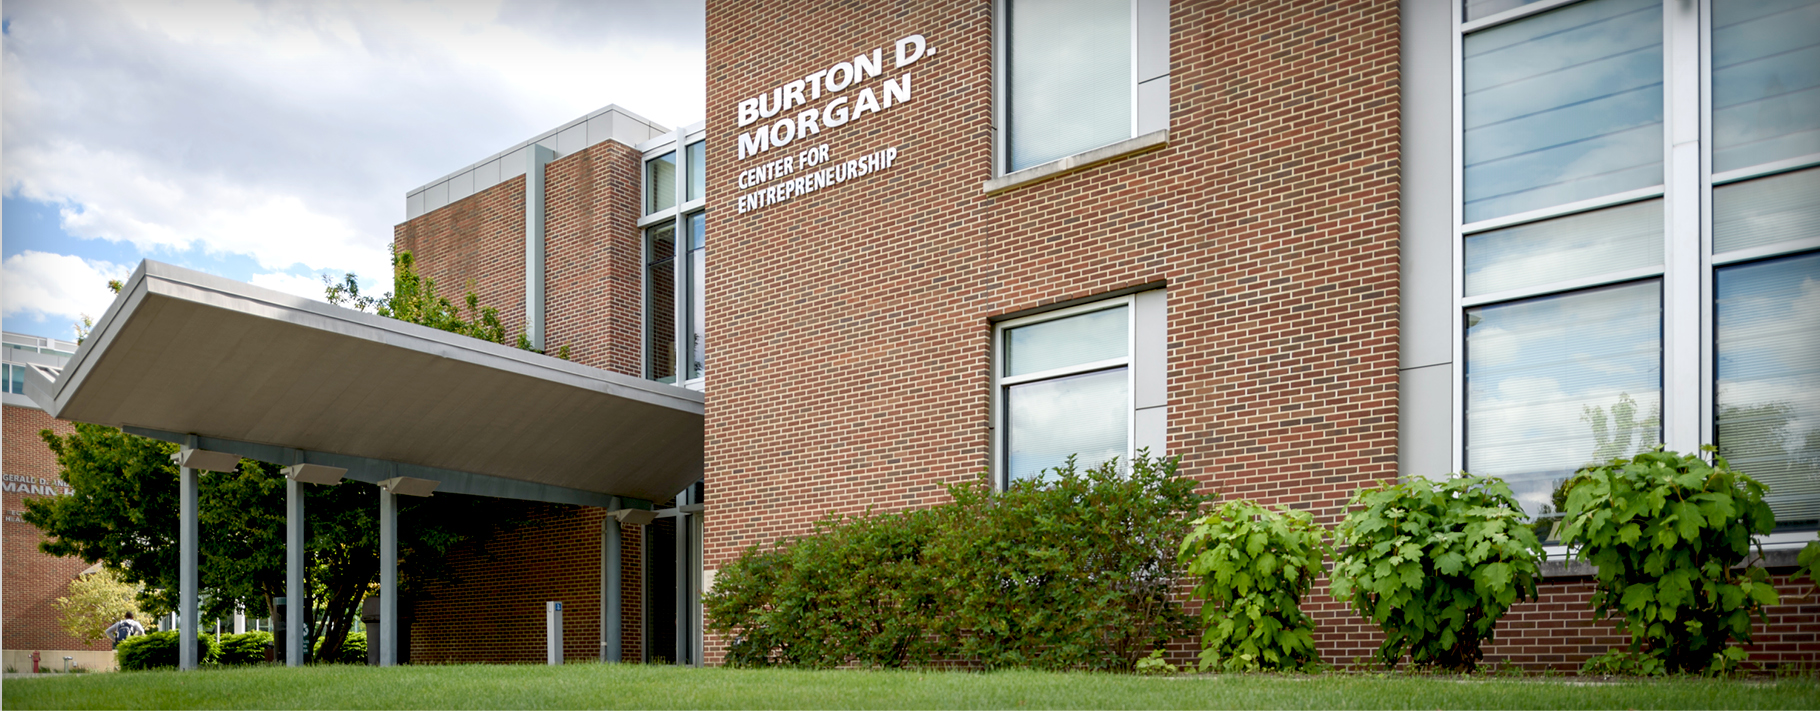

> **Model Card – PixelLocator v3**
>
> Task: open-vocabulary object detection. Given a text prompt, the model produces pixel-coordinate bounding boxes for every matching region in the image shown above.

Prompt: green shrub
[1178,500,1326,672]
[706,452,1210,671]
[218,630,273,666]
[1797,540,1820,592]
[1557,446,1779,674]
[1330,473,1543,671]
[1581,648,1667,677]
[115,630,221,670]
[314,632,367,664]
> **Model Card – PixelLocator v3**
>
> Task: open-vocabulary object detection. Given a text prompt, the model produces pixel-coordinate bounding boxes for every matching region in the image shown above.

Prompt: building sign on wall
[733,33,929,214]
[4,474,73,498]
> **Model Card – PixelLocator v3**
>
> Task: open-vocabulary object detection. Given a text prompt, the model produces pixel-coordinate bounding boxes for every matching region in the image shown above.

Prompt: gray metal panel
[37,260,703,503]
[558,124,588,157]
[1136,0,1170,82]
[501,147,529,180]
[1136,76,1170,138]
[613,112,652,146]
[1135,406,1166,459]
[425,181,449,213]
[1399,0,1454,371]
[1398,363,1452,480]
[588,113,615,147]
[449,170,474,202]
[1134,288,1166,409]
[475,159,501,191]
[406,192,425,221]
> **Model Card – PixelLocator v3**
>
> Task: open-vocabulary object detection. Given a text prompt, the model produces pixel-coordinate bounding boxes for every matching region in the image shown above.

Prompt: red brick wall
[701,0,1401,664]
[395,176,529,346]
[408,504,645,664]
[3,404,110,653]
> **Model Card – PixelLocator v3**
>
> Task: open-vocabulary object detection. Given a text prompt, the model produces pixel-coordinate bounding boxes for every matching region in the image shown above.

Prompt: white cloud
[1,251,132,327]
[249,272,332,302]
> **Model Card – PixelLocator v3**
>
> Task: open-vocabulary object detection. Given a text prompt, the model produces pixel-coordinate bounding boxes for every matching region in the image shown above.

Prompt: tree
[326,249,569,359]
[55,567,143,645]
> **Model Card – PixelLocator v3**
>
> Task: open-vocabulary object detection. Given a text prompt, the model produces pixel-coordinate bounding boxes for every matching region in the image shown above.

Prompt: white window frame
[639,124,709,390]
[992,296,1137,490]
[1450,0,1820,549]
[990,0,1171,181]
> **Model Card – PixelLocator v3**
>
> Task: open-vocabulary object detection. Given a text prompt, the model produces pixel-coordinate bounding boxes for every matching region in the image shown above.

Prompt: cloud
[1,251,132,327]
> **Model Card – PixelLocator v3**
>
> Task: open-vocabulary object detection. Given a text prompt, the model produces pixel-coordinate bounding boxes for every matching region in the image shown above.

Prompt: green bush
[1330,473,1543,671]
[1558,446,1779,674]
[706,452,1210,671]
[115,630,221,670]
[314,632,367,664]
[1178,500,1326,672]
[217,630,272,666]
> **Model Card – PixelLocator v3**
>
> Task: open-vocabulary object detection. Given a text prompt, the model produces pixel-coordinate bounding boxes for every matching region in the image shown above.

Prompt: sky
[1,0,706,342]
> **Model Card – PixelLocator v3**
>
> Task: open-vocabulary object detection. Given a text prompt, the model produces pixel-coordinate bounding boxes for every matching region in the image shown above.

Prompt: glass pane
[685,142,706,203]
[688,212,706,380]
[1714,167,1820,254]
[646,223,677,383]
[1712,0,1820,173]
[1007,367,1128,482]
[1008,0,1130,171]
[1463,0,1662,223]
[1465,199,1662,297]
[1465,280,1662,520]
[646,152,677,214]
[11,364,21,394]
[1716,251,1820,528]
[1466,0,1550,22]
[1005,305,1127,377]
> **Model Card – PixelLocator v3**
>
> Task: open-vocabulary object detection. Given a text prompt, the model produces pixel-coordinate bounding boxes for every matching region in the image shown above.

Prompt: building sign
[733,33,929,214]
[4,473,73,498]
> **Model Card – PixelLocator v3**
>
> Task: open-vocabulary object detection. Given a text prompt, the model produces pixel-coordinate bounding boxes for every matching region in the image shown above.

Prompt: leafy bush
[1330,473,1543,671]
[1557,446,1779,674]
[1798,540,1820,593]
[115,630,221,670]
[315,631,367,664]
[1178,500,1326,672]
[218,630,272,666]
[706,452,1210,671]
[1580,648,1667,677]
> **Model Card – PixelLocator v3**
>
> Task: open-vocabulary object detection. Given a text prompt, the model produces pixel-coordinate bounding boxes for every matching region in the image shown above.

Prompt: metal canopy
[25,260,703,504]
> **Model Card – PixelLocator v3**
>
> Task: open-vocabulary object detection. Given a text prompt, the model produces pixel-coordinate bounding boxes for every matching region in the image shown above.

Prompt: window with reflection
[1716,252,1820,529]
[1712,0,1820,175]
[646,223,677,383]
[646,152,677,214]
[686,142,706,203]
[999,302,1130,484]
[687,212,706,381]
[1006,0,1130,172]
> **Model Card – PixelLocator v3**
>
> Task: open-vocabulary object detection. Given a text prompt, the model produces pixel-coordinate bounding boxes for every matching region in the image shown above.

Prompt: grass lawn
[6,664,1820,710]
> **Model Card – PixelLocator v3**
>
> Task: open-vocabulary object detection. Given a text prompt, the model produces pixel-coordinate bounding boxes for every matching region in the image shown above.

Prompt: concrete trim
[1540,545,1808,579]
[981,130,1169,195]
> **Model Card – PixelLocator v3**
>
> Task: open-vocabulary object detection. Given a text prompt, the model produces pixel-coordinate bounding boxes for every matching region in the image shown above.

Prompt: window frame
[639,124,709,390]
[992,296,1137,491]
[1450,0,1820,545]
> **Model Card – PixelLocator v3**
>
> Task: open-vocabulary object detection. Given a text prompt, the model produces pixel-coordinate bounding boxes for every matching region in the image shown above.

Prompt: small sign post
[546,601,563,665]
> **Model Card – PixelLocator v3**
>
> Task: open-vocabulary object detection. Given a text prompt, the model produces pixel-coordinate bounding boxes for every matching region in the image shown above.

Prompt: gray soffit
[27,260,702,504]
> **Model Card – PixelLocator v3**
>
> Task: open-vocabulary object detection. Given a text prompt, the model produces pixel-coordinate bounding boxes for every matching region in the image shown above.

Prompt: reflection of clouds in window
[1007,367,1127,482]
[1008,0,1130,171]
[1465,281,1662,516]
[1465,199,1662,297]
[1006,305,1126,376]
[1714,168,1820,254]
[1462,0,1662,222]
[1717,251,1820,526]
[1712,0,1820,173]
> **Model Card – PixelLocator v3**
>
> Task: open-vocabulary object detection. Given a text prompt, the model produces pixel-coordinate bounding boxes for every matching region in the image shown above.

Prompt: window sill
[982,130,1169,195]
[1536,531,1815,579]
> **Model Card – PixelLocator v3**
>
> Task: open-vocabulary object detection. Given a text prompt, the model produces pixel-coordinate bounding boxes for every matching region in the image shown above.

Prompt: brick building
[16,0,1820,671]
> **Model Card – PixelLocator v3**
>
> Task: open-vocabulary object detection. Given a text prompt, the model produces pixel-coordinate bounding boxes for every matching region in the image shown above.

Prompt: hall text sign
[733,33,928,214]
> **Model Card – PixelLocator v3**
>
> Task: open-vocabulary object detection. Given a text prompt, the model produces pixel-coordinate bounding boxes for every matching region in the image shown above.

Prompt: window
[642,127,708,386]
[685,141,706,203]
[996,0,1170,175]
[645,223,677,384]
[1454,0,1820,530]
[995,290,1167,487]
[646,151,677,215]
[1,363,24,394]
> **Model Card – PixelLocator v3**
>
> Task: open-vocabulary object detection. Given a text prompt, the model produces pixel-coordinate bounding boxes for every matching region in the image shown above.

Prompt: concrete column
[233,605,246,635]
[602,517,621,662]
[525,144,554,351]
[179,459,198,671]
[286,477,305,666]
[675,507,688,666]
[379,486,398,667]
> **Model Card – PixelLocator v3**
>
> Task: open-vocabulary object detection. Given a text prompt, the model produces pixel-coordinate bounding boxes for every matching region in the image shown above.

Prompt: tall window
[997,300,1132,484]
[642,128,708,386]
[1004,0,1131,171]
[646,223,677,384]
[1456,0,1820,530]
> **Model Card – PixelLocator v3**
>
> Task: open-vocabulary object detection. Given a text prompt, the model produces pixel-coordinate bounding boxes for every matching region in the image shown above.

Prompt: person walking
[104,612,146,649]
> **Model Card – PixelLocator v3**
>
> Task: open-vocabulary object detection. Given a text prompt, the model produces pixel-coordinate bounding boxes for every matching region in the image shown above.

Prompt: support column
[379,486,398,667]
[525,144,554,351]
[286,477,306,666]
[675,504,688,666]
[179,453,198,671]
[602,517,621,662]
[233,605,245,635]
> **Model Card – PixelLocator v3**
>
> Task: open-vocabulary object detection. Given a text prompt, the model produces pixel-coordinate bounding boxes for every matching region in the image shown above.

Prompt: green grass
[5,664,1818,710]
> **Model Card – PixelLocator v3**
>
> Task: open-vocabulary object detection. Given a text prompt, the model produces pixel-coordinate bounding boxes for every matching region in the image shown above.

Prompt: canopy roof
[25,260,702,505]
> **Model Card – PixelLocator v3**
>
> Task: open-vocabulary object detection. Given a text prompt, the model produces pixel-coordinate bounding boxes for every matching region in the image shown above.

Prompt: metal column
[379,486,398,667]
[286,477,305,666]
[602,517,621,662]
[674,491,689,666]
[178,441,198,671]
